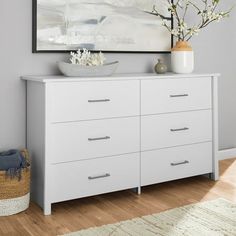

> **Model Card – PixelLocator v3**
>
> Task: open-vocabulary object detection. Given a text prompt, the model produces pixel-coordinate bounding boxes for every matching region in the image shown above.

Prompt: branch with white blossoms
[153,0,233,41]
[70,49,106,66]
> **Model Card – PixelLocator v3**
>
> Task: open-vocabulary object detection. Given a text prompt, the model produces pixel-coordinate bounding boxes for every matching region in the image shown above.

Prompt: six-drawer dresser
[22,73,219,215]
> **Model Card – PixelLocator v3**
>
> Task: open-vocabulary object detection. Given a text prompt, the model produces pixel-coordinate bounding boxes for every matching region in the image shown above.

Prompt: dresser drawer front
[50,117,139,163]
[141,142,212,186]
[141,110,212,151]
[141,78,211,114]
[50,80,139,122]
[51,153,139,203]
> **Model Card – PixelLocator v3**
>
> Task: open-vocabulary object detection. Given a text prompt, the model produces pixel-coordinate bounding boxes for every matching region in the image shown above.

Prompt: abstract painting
[33,0,172,52]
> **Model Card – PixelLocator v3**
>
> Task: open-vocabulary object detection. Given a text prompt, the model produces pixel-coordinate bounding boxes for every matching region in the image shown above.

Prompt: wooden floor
[1,158,236,236]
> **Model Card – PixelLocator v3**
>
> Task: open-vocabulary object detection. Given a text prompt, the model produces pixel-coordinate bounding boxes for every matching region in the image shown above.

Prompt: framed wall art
[33,0,173,53]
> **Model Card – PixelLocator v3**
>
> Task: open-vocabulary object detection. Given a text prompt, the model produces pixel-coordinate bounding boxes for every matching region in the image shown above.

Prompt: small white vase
[171,41,194,74]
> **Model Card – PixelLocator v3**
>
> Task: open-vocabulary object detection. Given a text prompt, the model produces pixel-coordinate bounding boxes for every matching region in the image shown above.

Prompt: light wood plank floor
[1,158,236,236]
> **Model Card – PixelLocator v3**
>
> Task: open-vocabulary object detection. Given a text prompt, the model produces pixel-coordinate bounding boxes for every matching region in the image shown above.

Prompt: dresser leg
[137,186,141,195]
[210,172,219,181]
[44,203,52,215]
[131,187,141,195]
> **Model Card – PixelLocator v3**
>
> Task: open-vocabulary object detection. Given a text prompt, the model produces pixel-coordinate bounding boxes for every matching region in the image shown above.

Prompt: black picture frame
[32,0,173,53]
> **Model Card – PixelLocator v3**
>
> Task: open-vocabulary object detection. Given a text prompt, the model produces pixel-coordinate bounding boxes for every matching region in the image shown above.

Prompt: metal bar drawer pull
[171,160,189,166]
[88,136,110,141]
[88,173,111,180]
[170,94,189,98]
[88,99,111,103]
[170,127,189,132]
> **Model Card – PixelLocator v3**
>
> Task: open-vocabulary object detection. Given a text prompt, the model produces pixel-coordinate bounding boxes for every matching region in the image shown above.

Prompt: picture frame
[32,0,173,53]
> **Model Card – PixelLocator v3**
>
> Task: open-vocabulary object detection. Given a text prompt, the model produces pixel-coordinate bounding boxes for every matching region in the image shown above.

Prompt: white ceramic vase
[171,41,194,74]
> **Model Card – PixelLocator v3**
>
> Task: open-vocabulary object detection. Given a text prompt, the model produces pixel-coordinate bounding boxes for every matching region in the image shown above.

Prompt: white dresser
[22,73,219,215]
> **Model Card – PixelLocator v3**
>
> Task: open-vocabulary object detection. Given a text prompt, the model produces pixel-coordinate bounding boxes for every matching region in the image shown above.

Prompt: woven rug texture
[62,198,236,236]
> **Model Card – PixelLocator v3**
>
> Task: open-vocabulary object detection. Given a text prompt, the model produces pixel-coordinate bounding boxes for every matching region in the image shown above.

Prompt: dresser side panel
[27,81,46,209]
[212,76,219,180]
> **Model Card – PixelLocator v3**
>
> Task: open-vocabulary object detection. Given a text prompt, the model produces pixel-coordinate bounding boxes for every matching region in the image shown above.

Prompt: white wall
[191,1,236,149]
[0,0,235,150]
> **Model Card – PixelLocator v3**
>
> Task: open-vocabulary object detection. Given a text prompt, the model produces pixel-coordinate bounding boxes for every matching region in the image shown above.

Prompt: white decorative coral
[70,49,106,66]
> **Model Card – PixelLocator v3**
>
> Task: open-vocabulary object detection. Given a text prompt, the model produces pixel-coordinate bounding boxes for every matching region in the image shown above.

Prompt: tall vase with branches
[153,0,233,73]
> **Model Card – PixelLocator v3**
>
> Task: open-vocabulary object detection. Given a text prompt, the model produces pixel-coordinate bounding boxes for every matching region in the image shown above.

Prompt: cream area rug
[63,198,236,236]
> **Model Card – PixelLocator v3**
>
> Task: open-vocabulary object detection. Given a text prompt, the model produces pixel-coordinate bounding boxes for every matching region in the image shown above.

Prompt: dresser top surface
[21,73,220,83]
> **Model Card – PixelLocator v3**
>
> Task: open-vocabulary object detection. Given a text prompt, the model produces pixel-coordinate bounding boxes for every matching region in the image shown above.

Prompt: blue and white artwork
[34,0,172,52]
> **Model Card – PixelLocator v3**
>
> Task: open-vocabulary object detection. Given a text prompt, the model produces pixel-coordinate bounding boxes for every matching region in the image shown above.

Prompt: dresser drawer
[141,110,212,151]
[50,153,139,203]
[141,77,211,114]
[141,142,212,186]
[50,117,139,163]
[50,80,139,122]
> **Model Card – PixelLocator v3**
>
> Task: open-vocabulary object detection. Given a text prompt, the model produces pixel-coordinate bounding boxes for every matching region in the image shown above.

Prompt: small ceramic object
[171,41,194,74]
[154,59,167,74]
[57,61,119,77]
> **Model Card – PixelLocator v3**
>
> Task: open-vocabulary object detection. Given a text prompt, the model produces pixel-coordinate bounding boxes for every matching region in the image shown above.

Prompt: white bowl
[57,61,119,77]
